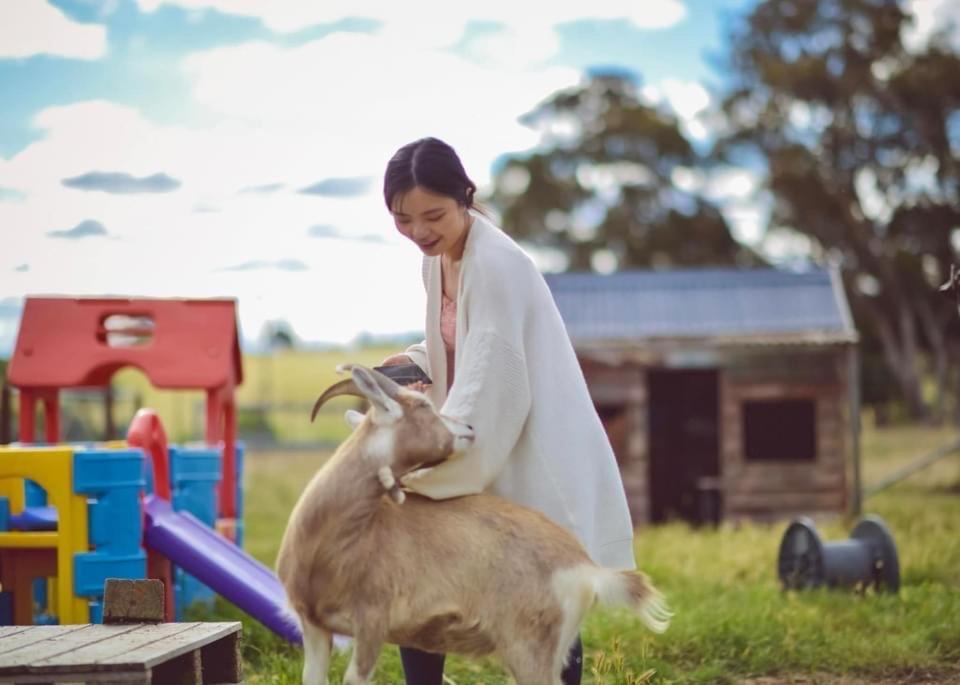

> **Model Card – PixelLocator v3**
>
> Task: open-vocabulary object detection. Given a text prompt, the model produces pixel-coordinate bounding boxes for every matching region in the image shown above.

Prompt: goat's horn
[310,378,362,422]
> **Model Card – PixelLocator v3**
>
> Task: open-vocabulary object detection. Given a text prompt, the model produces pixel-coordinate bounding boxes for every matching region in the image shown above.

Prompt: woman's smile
[391,186,471,259]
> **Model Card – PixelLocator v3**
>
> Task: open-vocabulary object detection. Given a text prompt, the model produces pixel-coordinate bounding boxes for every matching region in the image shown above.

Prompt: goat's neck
[314,425,394,522]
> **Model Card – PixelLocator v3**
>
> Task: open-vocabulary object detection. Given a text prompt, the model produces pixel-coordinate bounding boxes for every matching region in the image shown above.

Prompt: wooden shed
[545,267,860,527]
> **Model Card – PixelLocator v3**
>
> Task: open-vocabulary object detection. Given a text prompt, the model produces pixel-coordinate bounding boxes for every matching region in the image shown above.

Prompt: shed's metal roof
[544,267,856,344]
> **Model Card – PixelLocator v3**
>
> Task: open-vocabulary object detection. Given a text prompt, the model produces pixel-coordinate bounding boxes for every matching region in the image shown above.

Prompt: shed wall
[581,344,852,526]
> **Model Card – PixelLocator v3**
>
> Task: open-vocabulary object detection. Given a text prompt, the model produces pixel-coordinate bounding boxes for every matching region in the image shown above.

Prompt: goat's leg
[342,632,383,685]
[505,663,562,685]
[301,620,333,685]
[502,644,562,685]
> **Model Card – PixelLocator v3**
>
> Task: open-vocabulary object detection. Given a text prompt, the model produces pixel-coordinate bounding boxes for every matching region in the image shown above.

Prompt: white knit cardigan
[403,213,636,570]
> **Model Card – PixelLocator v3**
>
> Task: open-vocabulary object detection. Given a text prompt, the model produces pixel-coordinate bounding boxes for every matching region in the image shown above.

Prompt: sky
[1,0,954,355]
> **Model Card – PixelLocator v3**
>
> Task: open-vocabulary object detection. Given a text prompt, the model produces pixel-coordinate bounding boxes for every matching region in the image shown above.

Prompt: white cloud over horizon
[134,0,688,38]
[0,15,590,346]
[13,0,912,350]
[0,0,108,60]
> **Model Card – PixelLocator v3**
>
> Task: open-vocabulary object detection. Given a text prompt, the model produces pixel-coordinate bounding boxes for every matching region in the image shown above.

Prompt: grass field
[201,418,960,684]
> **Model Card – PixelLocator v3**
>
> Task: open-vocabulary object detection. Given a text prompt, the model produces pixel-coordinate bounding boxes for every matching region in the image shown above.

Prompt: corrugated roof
[544,267,857,344]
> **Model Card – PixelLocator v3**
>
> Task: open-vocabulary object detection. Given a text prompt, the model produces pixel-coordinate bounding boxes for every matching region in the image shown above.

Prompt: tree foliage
[715,0,960,419]
[489,72,762,272]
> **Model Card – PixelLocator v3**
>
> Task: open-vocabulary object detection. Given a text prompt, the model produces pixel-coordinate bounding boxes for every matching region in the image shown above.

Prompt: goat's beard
[377,466,406,504]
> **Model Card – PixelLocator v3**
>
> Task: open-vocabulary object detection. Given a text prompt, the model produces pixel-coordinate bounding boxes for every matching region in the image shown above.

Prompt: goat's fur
[277,365,670,685]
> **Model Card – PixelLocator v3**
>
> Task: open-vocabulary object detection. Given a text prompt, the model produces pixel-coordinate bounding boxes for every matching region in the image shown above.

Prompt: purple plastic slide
[143,495,303,644]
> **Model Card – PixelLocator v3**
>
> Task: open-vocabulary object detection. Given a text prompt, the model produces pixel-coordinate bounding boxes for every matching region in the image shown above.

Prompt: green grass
[209,418,960,684]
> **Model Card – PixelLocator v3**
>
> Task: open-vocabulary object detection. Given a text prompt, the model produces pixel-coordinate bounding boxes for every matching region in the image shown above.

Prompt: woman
[380,137,635,685]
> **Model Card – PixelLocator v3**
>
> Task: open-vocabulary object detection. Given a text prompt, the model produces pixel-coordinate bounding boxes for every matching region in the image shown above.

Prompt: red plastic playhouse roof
[9,297,243,390]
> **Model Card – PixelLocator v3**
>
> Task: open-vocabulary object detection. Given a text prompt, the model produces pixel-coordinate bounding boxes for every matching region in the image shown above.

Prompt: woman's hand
[379,354,430,393]
[380,354,413,366]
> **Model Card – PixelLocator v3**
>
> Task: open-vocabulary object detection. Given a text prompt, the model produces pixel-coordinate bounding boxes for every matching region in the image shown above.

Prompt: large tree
[490,72,762,272]
[715,0,960,419]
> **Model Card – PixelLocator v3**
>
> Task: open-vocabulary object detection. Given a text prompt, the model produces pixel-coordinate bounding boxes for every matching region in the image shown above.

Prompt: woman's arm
[402,241,536,498]
[403,328,531,498]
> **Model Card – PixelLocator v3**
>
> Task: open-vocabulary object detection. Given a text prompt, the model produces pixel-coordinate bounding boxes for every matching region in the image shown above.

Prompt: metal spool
[777,515,900,593]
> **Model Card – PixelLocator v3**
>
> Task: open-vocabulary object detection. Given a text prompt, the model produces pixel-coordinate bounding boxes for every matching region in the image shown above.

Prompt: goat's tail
[593,568,673,633]
[553,564,672,635]
[591,567,672,633]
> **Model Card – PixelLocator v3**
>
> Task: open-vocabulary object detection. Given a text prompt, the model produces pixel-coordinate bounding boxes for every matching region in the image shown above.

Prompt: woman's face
[391,185,470,257]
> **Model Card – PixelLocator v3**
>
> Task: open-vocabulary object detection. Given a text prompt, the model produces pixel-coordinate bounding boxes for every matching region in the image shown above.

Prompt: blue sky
[1,0,945,354]
[1,0,749,157]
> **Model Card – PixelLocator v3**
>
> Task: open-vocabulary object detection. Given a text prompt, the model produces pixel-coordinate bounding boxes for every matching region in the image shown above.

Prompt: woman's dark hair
[383,137,478,213]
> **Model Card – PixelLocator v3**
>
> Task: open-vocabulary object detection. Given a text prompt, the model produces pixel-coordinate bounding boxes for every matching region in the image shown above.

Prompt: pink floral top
[440,292,457,391]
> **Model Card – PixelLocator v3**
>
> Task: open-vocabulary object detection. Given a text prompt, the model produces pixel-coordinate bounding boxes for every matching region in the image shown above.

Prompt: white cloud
[0,25,586,344]
[459,23,560,68]
[902,0,960,52]
[0,99,424,344]
[2,0,692,345]
[134,0,687,53]
[181,33,580,187]
[0,0,107,60]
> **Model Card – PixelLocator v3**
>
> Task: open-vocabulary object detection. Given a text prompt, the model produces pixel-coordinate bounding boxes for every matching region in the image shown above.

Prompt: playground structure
[9,297,241,534]
[0,297,301,643]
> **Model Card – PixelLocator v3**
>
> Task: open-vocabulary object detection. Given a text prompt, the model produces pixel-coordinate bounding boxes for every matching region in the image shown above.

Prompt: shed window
[743,399,816,461]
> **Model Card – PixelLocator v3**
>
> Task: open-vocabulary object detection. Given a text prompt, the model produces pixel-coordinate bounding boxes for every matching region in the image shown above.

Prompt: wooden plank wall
[721,350,851,522]
[583,363,649,526]
[581,346,853,527]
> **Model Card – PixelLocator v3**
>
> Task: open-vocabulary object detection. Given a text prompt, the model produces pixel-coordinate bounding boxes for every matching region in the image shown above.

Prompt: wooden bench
[0,621,242,684]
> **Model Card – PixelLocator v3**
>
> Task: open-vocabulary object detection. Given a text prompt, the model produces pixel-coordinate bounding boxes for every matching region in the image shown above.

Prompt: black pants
[399,635,583,684]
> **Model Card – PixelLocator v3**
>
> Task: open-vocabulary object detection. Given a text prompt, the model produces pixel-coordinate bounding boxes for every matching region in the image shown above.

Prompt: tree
[489,71,763,272]
[260,320,298,352]
[715,0,960,420]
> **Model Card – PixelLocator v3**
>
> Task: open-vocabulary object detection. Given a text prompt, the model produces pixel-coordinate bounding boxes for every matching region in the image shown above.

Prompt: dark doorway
[648,369,721,525]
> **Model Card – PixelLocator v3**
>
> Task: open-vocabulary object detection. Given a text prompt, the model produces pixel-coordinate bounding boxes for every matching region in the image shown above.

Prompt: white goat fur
[276,365,670,685]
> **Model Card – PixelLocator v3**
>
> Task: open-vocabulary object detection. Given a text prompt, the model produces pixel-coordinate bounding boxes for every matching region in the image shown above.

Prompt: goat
[276,364,670,685]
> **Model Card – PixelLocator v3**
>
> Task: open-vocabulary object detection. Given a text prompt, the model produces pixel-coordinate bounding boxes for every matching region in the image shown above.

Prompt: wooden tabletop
[0,622,242,683]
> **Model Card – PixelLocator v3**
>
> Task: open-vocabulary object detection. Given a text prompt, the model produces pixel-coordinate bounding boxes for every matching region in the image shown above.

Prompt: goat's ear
[344,409,364,429]
[350,366,403,422]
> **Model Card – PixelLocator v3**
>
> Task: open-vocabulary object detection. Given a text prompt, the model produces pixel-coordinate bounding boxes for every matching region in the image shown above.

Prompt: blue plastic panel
[73,552,147,597]
[170,445,222,617]
[72,448,147,600]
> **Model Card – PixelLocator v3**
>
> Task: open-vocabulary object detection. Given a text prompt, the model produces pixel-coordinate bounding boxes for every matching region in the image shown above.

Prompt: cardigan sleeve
[402,244,534,499]
[402,327,531,498]
[403,340,429,376]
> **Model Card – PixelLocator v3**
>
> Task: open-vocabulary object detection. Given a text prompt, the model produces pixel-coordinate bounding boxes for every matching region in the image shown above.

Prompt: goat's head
[311,364,474,500]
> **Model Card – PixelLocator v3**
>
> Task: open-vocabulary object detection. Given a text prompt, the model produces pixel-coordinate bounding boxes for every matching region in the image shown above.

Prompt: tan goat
[276,364,670,685]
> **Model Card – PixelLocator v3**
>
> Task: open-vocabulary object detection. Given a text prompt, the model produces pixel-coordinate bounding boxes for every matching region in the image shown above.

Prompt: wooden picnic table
[0,621,241,684]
